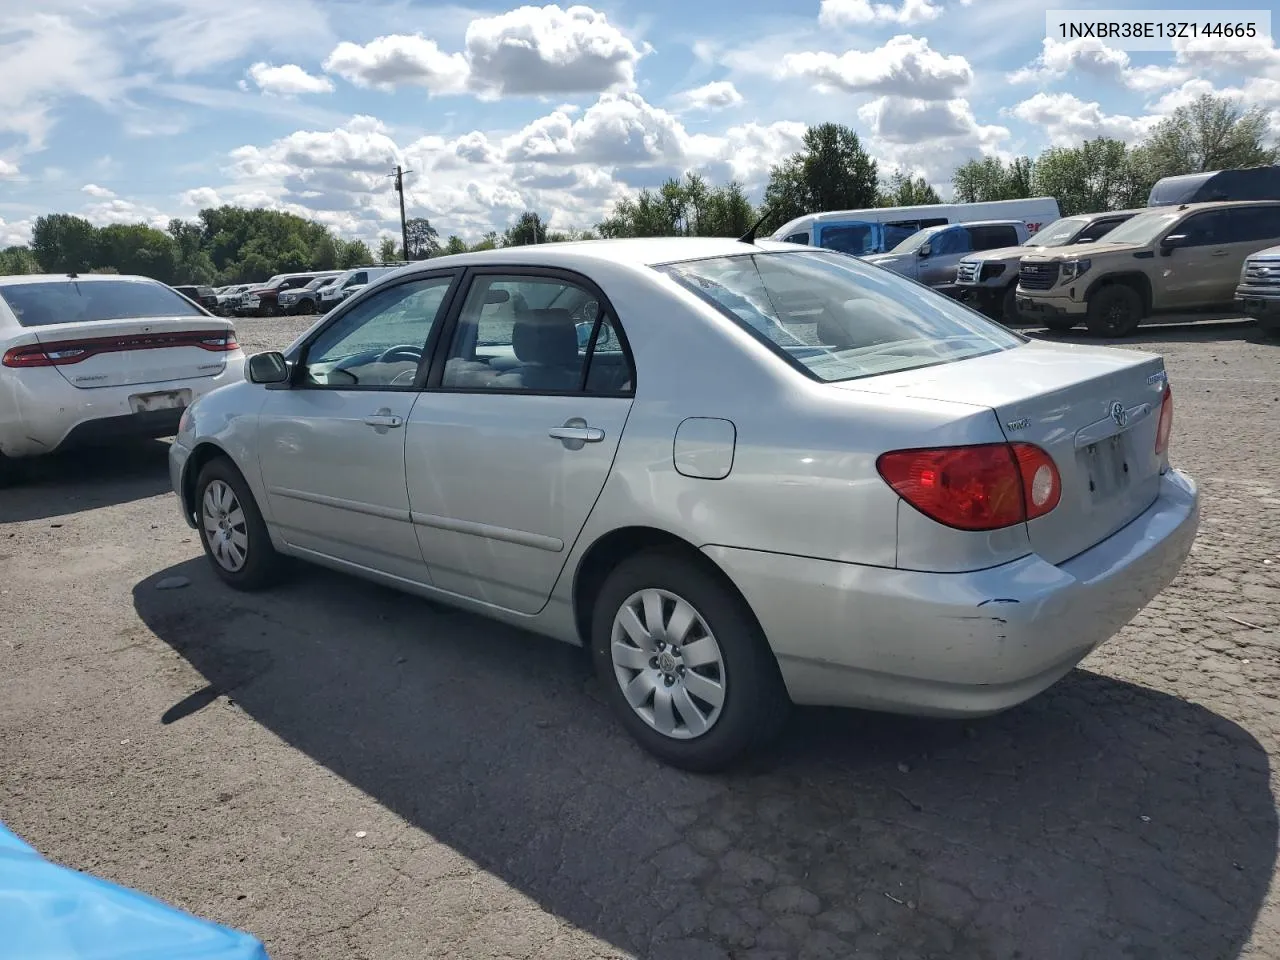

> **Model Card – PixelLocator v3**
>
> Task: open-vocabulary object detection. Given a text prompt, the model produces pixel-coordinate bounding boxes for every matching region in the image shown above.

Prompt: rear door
[405,268,636,614]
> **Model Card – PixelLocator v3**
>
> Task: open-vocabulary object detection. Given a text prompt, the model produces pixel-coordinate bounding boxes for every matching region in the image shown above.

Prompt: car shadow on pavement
[1024,319,1274,348]
[1,440,173,524]
[133,559,1278,960]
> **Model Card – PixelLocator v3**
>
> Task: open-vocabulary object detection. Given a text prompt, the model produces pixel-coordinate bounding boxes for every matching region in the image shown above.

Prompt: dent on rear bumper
[705,469,1199,718]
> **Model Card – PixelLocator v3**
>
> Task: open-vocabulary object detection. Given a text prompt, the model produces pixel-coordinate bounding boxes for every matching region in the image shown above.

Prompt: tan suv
[1016,201,1280,336]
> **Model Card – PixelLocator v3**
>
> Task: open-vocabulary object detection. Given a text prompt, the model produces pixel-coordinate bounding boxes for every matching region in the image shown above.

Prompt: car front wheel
[195,457,286,590]
[1086,284,1144,337]
[590,550,789,772]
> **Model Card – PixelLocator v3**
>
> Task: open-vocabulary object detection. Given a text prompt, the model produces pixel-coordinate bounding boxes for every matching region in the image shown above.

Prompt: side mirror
[247,351,290,384]
[918,244,931,258]
[1160,234,1186,255]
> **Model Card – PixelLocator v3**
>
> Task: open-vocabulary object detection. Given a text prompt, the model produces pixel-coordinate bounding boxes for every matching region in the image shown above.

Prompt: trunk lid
[30,317,237,389]
[840,340,1169,565]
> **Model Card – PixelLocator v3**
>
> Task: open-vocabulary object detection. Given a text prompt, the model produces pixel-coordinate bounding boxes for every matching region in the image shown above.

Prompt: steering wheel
[376,344,423,363]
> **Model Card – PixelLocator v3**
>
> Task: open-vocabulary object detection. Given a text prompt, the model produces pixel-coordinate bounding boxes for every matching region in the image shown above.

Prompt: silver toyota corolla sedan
[168,237,1199,771]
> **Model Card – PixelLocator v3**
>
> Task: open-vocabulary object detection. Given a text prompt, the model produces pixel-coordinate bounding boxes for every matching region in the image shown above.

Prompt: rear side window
[661,250,1022,384]
[968,225,1020,250]
[0,280,204,327]
[1224,206,1280,244]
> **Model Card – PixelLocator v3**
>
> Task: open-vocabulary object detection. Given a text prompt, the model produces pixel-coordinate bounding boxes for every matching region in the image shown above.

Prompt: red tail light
[877,442,1062,532]
[2,330,238,368]
[1154,384,1173,455]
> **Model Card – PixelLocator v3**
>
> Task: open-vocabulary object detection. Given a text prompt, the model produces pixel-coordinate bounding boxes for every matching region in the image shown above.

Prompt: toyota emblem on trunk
[1109,400,1127,427]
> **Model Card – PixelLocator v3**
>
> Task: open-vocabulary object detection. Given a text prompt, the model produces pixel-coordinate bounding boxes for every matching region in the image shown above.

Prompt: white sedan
[169,237,1199,771]
[0,274,244,479]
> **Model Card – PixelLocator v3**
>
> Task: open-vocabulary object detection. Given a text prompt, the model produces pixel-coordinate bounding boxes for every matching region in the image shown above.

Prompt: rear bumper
[0,360,244,459]
[706,469,1199,717]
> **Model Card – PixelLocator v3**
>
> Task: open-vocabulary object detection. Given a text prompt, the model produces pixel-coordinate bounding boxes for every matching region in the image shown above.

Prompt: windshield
[817,223,875,256]
[303,277,335,291]
[887,226,944,255]
[660,250,1023,383]
[0,279,205,327]
[1029,217,1089,247]
[1097,211,1182,246]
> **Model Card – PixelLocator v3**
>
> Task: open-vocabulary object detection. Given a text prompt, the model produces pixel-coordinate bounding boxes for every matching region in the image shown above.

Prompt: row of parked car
[772,165,1280,338]
[170,265,410,320]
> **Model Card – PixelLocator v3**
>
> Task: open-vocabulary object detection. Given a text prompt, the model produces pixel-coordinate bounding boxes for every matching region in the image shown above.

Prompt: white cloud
[245,63,334,97]
[0,158,20,179]
[180,187,223,208]
[671,81,744,112]
[81,183,117,199]
[505,92,686,166]
[1008,37,1191,92]
[818,0,942,28]
[0,218,34,247]
[82,197,169,229]
[859,95,1009,186]
[464,4,648,98]
[322,4,646,99]
[1009,92,1157,147]
[323,35,471,94]
[778,35,972,100]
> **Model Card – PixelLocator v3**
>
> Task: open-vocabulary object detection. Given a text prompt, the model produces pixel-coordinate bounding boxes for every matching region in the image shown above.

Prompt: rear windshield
[660,249,1023,383]
[0,279,205,327]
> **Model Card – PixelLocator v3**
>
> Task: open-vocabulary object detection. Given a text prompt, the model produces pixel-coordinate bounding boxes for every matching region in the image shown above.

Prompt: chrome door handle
[363,414,403,428]
[549,426,604,442]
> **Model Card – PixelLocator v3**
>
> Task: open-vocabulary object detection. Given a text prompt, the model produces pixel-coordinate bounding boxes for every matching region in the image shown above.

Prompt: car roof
[400,237,776,275]
[0,273,164,288]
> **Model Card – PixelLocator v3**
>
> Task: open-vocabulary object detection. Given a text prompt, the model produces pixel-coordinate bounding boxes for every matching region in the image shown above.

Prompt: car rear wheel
[1085,284,1143,337]
[590,550,789,772]
[195,457,285,591]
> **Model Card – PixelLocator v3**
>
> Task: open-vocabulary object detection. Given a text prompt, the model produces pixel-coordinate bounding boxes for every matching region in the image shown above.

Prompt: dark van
[1148,166,1280,206]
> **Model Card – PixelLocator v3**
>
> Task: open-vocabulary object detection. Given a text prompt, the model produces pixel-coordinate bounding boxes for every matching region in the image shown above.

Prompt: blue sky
[0,0,1276,246]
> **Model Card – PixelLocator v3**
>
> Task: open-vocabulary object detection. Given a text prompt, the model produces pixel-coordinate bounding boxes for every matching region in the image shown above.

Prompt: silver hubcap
[610,588,726,740]
[201,479,249,573]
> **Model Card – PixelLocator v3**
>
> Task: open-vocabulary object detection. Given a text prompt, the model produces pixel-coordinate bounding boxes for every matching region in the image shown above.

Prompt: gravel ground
[1,317,1277,960]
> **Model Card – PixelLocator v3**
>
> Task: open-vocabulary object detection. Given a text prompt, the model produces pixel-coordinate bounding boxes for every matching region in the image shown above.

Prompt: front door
[257,273,457,582]
[405,271,636,614]
[1157,210,1235,308]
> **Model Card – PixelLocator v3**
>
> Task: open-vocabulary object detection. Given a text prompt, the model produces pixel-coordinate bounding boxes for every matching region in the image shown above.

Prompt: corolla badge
[1109,400,1127,427]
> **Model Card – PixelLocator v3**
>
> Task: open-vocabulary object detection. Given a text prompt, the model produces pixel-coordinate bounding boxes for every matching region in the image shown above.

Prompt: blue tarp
[0,822,268,960]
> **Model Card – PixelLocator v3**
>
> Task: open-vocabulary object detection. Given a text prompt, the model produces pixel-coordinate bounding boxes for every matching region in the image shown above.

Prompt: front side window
[660,250,1022,384]
[1179,211,1225,246]
[784,232,809,244]
[441,274,633,394]
[0,279,204,327]
[301,276,454,389]
[930,228,972,256]
[887,227,942,255]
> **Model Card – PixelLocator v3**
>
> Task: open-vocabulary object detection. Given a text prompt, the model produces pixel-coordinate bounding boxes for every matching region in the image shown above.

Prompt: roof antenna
[738,210,771,245]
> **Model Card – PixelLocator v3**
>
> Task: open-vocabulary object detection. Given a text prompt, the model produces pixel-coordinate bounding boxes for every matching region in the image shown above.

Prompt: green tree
[1137,93,1278,182]
[338,239,374,268]
[761,123,878,230]
[598,174,756,238]
[95,223,178,282]
[879,172,942,207]
[30,214,98,273]
[404,217,439,260]
[471,231,500,251]
[0,246,40,275]
[504,211,547,246]
[377,237,400,263]
[441,235,468,255]
[167,218,216,283]
[952,156,1036,203]
[1032,138,1147,216]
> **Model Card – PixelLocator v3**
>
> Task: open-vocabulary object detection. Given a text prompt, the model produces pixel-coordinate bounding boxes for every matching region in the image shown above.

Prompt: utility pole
[391,164,412,260]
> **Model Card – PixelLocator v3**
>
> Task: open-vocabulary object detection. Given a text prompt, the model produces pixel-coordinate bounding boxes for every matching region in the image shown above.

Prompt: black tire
[194,456,286,591]
[1042,316,1078,332]
[298,299,315,315]
[589,549,790,772]
[1000,284,1021,325]
[1085,284,1144,337]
